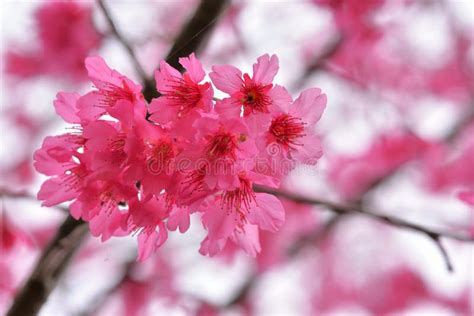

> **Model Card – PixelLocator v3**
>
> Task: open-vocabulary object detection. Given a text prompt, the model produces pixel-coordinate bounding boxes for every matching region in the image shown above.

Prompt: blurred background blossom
[1,0,473,315]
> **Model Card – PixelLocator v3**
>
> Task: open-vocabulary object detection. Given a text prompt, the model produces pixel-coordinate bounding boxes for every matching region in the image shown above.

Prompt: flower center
[240,74,272,115]
[161,75,208,117]
[106,133,127,165]
[63,164,86,192]
[221,177,256,224]
[269,114,306,149]
[206,131,238,160]
[97,81,135,108]
[145,139,176,175]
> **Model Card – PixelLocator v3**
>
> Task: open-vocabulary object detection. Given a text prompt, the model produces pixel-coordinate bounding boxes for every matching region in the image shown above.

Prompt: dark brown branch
[7,216,88,316]
[165,0,229,72]
[428,234,454,272]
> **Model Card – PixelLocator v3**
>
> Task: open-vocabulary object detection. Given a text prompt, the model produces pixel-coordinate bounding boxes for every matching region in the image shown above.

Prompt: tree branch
[253,184,472,242]
[0,187,68,213]
[164,0,229,72]
[97,0,151,90]
[6,216,88,316]
[253,183,472,275]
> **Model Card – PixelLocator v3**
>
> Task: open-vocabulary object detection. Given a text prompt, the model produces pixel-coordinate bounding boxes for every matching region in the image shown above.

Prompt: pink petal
[291,88,326,125]
[53,92,81,123]
[85,56,121,87]
[77,91,105,122]
[38,178,77,207]
[202,203,237,240]
[248,193,285,232]
[291,134,323,165]
[209,65,243,94]
[268,85,292,113]
[137,230,159,261]
[231,223,261,256]
[179,53,205,82]
[149,97,179,126]
[155,60,182,92]
[166,207,191,233]
[252,54,279,84]
[214,97,242,119]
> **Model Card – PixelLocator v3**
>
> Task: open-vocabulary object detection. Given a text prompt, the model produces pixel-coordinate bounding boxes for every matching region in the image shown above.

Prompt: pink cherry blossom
[33,53,326,260]
[210,54,287,119]
[149,53,213,136]
[257,87,327,178]
[200,171,285,257]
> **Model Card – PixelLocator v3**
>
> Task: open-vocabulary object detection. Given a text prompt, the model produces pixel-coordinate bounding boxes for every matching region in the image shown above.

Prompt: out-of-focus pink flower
[313,0,385,36]
[329,131,430,200]
[458,191,474,207]
[0,212,33,252]
[257,199,319,270]
[114,253,179,315]
[423,123,474,195]
[5,1,102,82]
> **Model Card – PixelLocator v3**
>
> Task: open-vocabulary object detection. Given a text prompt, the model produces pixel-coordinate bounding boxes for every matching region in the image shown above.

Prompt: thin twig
[97,0,152,95]
[428,234,454,272]
[253,184,473,242]
[0,187,68,213]
[164,0,230,72]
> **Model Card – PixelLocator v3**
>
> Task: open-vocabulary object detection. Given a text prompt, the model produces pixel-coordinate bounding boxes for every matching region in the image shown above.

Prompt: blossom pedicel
[34,53,327,260]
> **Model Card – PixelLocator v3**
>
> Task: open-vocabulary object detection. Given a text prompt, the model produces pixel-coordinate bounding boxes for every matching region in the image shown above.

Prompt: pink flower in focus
[126,197,169,261]
[260,87,326,178]
[149,53,213,139]
[33,53,327,259]
[210,54,289,119]
[123,120,182,197]
[200,171,285,257]
[183,116,258,192]
[79,56,145,120]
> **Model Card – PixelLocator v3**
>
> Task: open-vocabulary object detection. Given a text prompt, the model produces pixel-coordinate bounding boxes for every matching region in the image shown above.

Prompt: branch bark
[6,216,88,316]
[164,0,229,71]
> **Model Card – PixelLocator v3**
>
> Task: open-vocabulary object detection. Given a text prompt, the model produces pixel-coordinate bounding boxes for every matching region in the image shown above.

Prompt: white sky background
[1,0,474,315]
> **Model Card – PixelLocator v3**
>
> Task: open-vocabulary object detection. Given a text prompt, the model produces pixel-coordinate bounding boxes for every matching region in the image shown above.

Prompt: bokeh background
[1,0,473,315]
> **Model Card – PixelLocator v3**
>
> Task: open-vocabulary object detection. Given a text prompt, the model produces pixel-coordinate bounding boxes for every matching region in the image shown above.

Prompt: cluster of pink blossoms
[34,53,326,260]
